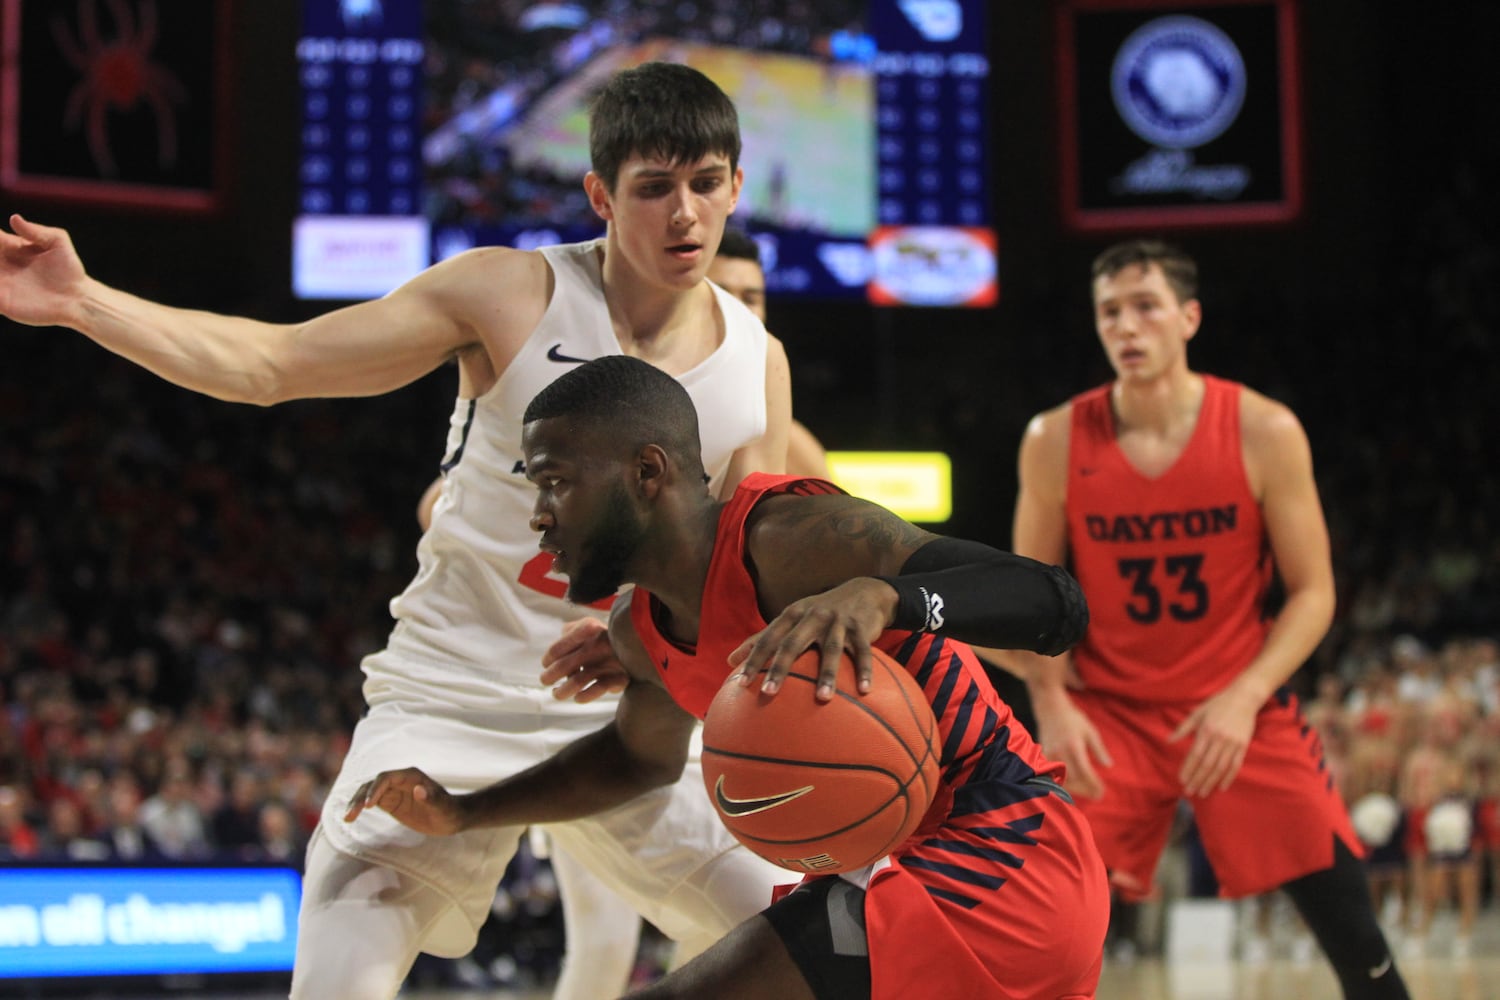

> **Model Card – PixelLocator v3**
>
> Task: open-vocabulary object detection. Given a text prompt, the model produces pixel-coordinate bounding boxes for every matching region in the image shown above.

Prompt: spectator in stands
[0,784,39,858]
[38,795,110,861]
[212,770,269,857]
[100,773,166,861]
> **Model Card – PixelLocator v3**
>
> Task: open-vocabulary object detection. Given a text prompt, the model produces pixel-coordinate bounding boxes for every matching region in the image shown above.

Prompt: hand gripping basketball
[702,646,940,874]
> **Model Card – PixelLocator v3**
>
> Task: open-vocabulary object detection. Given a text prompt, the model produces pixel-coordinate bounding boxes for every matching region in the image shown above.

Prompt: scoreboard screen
[294,0,996,306]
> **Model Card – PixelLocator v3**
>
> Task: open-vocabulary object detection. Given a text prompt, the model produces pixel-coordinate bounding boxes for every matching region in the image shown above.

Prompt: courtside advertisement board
[0,866,300,979]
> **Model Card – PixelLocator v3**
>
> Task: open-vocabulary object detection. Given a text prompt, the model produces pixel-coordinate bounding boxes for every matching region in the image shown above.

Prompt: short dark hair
[716,227,761,266]
[1091,239,1198,304]
[588,62,741,190]
[524,356,705,476]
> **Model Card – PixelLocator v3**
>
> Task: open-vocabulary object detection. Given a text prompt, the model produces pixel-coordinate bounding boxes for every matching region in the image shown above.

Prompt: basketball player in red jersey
[347,355,1109,999]
[993,240,1407,998]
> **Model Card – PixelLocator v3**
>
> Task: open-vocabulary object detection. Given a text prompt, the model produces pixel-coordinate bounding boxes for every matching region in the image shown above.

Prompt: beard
[566,482,647,605]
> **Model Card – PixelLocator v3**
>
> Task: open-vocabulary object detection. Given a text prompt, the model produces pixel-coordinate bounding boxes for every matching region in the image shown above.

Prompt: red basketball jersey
[1065,376,1273,704]
[633,474,1107,997]
[631,473,1059,790]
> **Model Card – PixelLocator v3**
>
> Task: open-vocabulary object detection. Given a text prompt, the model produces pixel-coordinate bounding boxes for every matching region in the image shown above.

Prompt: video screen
[294,0,993,305]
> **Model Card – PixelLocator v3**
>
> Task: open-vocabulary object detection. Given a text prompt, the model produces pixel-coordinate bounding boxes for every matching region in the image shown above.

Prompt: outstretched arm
[1,216,542,404]
[344,593,696,833]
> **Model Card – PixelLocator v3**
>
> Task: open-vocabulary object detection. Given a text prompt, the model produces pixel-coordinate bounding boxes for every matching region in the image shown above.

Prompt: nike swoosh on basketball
[546,344,591,363]
[713,775,813,817]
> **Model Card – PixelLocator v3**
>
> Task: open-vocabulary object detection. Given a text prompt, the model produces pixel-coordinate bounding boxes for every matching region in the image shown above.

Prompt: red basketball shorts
[863,783,1109,999]
[1070,688,1362,900]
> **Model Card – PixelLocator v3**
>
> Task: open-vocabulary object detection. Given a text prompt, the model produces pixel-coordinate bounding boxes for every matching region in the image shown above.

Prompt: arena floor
[403,936,1500,1000]
[403,953,1500,1000]
[31,907,1500,999]
[418,903,1500,998]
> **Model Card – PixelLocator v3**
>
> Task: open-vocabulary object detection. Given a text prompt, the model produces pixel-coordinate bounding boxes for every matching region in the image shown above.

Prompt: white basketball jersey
[363,239,769,706]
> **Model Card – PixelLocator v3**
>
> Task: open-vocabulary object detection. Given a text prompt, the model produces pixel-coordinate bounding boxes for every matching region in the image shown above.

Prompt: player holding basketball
[348,354,1110,999]
[993,239,1407,998]
[0,63,792,1000]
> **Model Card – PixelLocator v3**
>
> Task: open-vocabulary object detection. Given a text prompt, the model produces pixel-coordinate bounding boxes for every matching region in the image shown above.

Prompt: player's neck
[632,502,724,646]
[609,285,719,373]
[1111,368,1203,434]
[599,247,715,361]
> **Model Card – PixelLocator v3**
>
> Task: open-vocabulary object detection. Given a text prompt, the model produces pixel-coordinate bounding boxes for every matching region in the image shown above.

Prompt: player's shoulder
[712,282,775,348]
[745,487,871,556]
[1021,398,1075,449]
[1232,382,1316,495]
[1235,382,1307,445]
[404,244,549,302]
[397,247,554,368]
[421,242,531,271]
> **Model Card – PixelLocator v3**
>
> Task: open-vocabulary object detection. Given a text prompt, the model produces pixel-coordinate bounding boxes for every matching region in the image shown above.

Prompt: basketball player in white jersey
[0,61,792,1000]
[410,224,825,1000]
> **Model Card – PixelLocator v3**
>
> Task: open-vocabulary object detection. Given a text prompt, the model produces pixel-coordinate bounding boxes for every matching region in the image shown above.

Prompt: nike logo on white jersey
[546,344,590,363]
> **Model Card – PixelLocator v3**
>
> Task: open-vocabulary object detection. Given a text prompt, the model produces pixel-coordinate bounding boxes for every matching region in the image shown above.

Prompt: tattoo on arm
[788,497,930,556]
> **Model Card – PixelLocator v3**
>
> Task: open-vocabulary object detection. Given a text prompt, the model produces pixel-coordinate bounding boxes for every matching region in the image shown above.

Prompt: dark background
[4,0,1497,680]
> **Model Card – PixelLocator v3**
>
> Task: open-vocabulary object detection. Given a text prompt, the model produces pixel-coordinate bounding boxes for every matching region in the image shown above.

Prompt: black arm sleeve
[875,537,1088,656]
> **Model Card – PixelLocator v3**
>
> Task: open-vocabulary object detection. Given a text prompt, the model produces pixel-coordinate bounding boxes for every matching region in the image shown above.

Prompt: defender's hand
[344,767,465,835]
[540,618,628,703]
[0,215,89,329]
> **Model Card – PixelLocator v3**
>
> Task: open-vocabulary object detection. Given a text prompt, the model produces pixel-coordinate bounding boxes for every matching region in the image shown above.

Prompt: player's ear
[728,165,744,213]
[636,444,668,498]
[584,171,614,222]
[1182,297,1203,340]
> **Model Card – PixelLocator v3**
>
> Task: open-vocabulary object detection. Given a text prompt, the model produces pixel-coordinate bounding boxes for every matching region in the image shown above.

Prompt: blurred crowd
[0,359,441,868]
[2,118,1496,1000]
[1312,635,1500,958]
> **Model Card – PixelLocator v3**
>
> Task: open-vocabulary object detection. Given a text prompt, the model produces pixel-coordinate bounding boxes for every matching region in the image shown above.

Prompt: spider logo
[51,0,187,178]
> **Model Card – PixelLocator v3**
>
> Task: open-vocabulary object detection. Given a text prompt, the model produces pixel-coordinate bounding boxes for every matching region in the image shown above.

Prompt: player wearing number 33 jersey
[1062,371,1362,900]
[1066,374,1271,706]
[996,242,1406,1000]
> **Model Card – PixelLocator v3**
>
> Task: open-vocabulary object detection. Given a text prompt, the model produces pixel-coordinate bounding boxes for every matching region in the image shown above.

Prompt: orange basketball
[701,646,941,874]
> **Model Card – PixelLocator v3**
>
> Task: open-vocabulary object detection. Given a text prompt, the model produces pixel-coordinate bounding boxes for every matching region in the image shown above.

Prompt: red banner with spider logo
[0,0,232,211]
